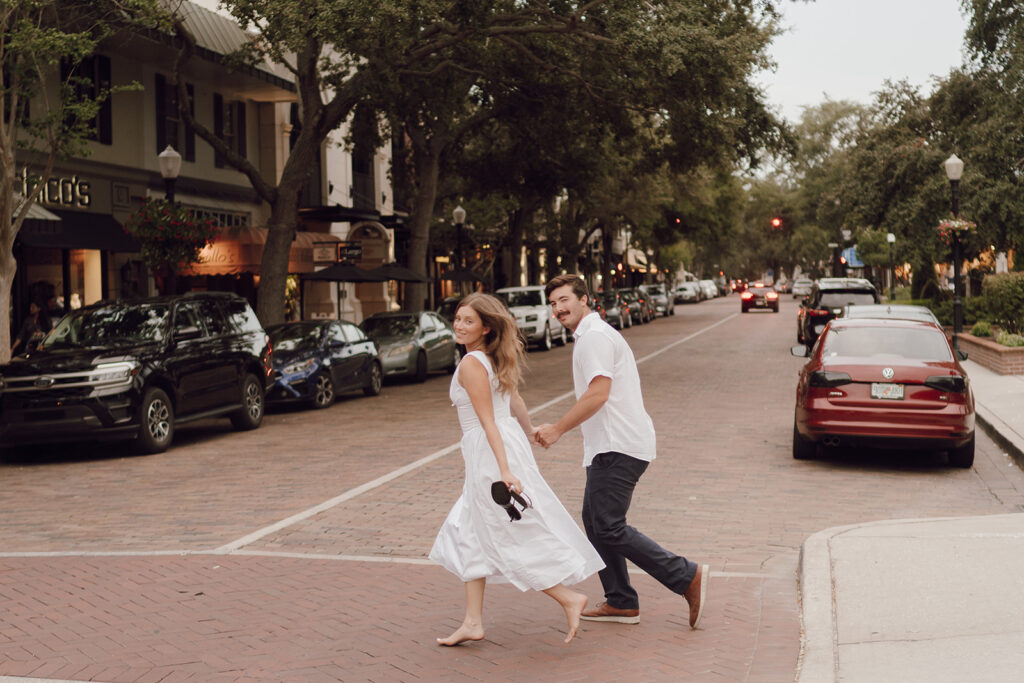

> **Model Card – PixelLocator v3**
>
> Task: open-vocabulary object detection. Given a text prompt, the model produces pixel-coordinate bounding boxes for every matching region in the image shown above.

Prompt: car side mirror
[956,349,968,361]
[790,344,809,357]
[173,325,202,343]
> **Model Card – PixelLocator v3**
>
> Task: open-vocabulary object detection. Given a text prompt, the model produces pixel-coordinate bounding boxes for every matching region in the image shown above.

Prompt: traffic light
[770,217,782,229]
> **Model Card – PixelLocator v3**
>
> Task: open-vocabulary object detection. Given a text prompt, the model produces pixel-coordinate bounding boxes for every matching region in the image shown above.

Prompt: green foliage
[123,200,219,273]
[970,320,992,336]
[929,296,989,328]
[997,331,1024,347]
[982,272,1024,334]
[911,259,942,301]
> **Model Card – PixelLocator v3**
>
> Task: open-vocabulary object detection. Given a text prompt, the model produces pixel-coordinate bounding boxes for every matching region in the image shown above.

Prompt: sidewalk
[798,359,1024,683]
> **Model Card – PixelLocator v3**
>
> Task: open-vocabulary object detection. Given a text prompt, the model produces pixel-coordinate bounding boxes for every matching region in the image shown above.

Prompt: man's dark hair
[545,274,590,302]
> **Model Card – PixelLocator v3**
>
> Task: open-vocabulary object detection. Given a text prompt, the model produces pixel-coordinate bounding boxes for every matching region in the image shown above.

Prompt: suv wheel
[137,387,174,454]
[448,345,462,373]
[230,373,264,430]
[363,362,383,396]
[311,371,335,409]
[539,324,553,351]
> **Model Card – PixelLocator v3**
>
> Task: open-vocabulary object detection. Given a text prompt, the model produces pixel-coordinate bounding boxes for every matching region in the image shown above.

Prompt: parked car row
[0,292,466,457]
[673,279,724,305]
[789,277,973,468]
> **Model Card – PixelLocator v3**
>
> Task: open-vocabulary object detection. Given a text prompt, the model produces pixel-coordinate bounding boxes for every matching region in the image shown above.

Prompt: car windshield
[499,290,543,307]
[361,316,417,338]
[600,293,619,305]
[820,291,876,307]
[822,326,953,361]
[40,304,170,348]
[269,324,322,352]
[646,285,665,295]
[618,290,637,301]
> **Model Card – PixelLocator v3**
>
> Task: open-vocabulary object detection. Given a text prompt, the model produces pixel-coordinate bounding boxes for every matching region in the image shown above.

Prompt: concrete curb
[975,403,1024,470]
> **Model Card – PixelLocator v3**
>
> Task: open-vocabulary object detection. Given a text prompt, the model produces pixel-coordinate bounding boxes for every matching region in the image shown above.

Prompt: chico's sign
[21,168,91,208]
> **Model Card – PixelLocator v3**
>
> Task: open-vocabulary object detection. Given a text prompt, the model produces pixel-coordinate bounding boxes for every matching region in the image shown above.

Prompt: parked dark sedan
[599,291,633,329]
[360,311,460,382]
[617,288,652,324]
[266,321,382,409]
[791,318,975,467]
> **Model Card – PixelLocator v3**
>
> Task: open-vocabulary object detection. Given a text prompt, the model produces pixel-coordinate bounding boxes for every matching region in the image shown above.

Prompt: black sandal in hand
[490,481,532,522]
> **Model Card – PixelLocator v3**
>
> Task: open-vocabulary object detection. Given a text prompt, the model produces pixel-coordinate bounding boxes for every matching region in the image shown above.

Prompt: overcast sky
[759,0,971,123]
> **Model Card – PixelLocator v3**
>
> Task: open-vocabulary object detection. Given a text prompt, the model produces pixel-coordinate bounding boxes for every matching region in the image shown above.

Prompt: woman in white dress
[430,293,604,645]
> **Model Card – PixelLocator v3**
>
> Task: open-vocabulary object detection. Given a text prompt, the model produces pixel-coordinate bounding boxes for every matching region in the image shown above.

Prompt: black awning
[17,209,140,252]
[298,205,382,223]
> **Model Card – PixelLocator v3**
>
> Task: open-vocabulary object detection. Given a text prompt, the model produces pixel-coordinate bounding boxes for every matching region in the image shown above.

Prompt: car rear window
[822,326,952,361]
[820,291,876,307]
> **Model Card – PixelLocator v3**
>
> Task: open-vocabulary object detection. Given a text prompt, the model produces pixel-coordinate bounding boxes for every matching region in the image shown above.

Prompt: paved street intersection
[3,296,1023,682]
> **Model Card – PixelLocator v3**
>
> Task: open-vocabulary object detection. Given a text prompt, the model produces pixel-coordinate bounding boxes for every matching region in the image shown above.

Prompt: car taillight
[741,292,753,300]
[766,292,778,299]
[809,370,853,387]
[924,375,967,393]
[809,309,830,316]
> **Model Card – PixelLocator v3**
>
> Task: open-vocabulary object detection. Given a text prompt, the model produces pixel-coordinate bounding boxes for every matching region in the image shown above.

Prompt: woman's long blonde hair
[458,292,526,394]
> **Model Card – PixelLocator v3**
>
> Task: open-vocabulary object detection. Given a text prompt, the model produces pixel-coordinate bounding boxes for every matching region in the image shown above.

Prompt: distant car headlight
[387,343,416,358]
[282,358,316,375]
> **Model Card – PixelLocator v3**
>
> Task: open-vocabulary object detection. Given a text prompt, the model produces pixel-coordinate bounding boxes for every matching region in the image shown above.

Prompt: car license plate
[871,383,904,400]
[755,300,765,306]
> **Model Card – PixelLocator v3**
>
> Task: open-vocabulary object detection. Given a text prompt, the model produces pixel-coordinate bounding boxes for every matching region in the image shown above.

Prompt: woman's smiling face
[453,304,489,348]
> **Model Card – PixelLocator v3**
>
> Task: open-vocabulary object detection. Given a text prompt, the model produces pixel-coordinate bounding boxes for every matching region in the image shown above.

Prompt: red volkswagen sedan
[790,318,975,467]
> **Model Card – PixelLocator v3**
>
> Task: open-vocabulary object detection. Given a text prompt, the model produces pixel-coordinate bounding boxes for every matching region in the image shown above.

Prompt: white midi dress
[429,351,604,591]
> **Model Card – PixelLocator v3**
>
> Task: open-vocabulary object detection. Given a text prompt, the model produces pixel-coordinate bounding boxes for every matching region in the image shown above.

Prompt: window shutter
[155,73,167,153]
[213,92,224,167]
[184,84,195,162]
[235,101,246,158]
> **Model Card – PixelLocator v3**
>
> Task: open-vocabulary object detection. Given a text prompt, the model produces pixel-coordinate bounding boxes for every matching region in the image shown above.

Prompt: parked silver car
[674,282,702,303]
[639,283,675,317]
[698,279,718,299]
[791,278,814,298]
[359,311,460,382]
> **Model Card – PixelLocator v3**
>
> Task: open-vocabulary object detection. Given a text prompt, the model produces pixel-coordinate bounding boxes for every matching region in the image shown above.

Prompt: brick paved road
[2,296,1023,682]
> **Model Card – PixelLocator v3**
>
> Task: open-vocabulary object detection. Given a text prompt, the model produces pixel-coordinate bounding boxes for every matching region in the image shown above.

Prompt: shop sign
[337,241,363,262]
[21,168,91,209]
[313,242,337,263]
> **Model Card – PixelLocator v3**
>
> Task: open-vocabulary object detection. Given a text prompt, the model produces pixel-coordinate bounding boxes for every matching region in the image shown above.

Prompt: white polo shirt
[571,311,656,467]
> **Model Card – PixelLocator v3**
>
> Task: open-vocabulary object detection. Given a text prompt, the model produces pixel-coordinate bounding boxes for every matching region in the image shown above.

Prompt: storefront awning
[17,208,140,252]
[183,226,340,276]
[626,247,652,272]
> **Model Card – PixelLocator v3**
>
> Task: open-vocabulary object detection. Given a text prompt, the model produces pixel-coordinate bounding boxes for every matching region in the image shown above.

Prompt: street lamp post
[943,154,964,352]
[158,145,182,204]
[453,205,466,268]
[887,232,896,300]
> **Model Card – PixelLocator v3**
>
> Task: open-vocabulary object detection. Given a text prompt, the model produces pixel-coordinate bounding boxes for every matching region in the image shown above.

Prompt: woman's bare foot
[436,622,485,646]
[561,592,588,643]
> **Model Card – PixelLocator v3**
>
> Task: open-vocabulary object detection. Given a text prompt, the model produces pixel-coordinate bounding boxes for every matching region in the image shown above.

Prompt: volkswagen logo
[882,367,895,380]
[34,376,55,388]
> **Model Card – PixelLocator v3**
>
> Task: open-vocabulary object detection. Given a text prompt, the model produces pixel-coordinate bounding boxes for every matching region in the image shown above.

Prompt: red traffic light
[770,217,782,229]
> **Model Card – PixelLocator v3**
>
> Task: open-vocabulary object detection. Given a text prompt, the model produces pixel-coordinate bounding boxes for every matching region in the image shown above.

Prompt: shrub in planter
[996,331,1024,347]
[931,295,988,328]
[983,273,1024,334]
[970,320,993,337]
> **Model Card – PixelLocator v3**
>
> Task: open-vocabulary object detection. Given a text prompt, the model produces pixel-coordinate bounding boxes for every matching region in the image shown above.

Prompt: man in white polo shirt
[534,274,707,628]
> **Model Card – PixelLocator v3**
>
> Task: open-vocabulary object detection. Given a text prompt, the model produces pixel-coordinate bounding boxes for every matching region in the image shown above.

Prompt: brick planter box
[957,332,1024,375]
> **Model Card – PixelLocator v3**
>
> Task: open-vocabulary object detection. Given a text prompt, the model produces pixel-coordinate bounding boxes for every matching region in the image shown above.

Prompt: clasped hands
[532,423,562,448]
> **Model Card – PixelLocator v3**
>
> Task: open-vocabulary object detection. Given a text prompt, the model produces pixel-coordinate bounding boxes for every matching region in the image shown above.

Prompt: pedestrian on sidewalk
[535,274,708,628]
[430,293,604,646]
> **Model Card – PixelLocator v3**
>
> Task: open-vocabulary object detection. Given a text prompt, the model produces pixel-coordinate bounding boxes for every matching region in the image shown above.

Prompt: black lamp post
[887,232,896,299]
[453,205,466,268]
[943,154,964,351]
[158,145,182,204]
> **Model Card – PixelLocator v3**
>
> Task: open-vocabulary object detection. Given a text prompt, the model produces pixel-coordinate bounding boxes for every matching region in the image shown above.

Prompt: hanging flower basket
[937,215,977,246]
[123,199,219,273]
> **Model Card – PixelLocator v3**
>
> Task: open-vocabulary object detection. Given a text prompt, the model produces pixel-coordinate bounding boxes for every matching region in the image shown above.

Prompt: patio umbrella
[365,262,430,282]
[302,262,385,282]
[441,268,481,282]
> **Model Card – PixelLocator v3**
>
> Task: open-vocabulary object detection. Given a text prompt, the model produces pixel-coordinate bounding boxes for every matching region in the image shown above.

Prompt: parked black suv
[0,292,273,454]
[796,278,880,347]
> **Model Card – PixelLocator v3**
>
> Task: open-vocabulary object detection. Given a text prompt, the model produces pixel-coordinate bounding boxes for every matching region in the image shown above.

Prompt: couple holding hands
[430,275,708,646]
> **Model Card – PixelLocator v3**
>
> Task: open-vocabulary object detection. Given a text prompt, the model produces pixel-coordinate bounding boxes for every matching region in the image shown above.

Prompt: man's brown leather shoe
[579,602,640,624]
[683,563,709,629]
